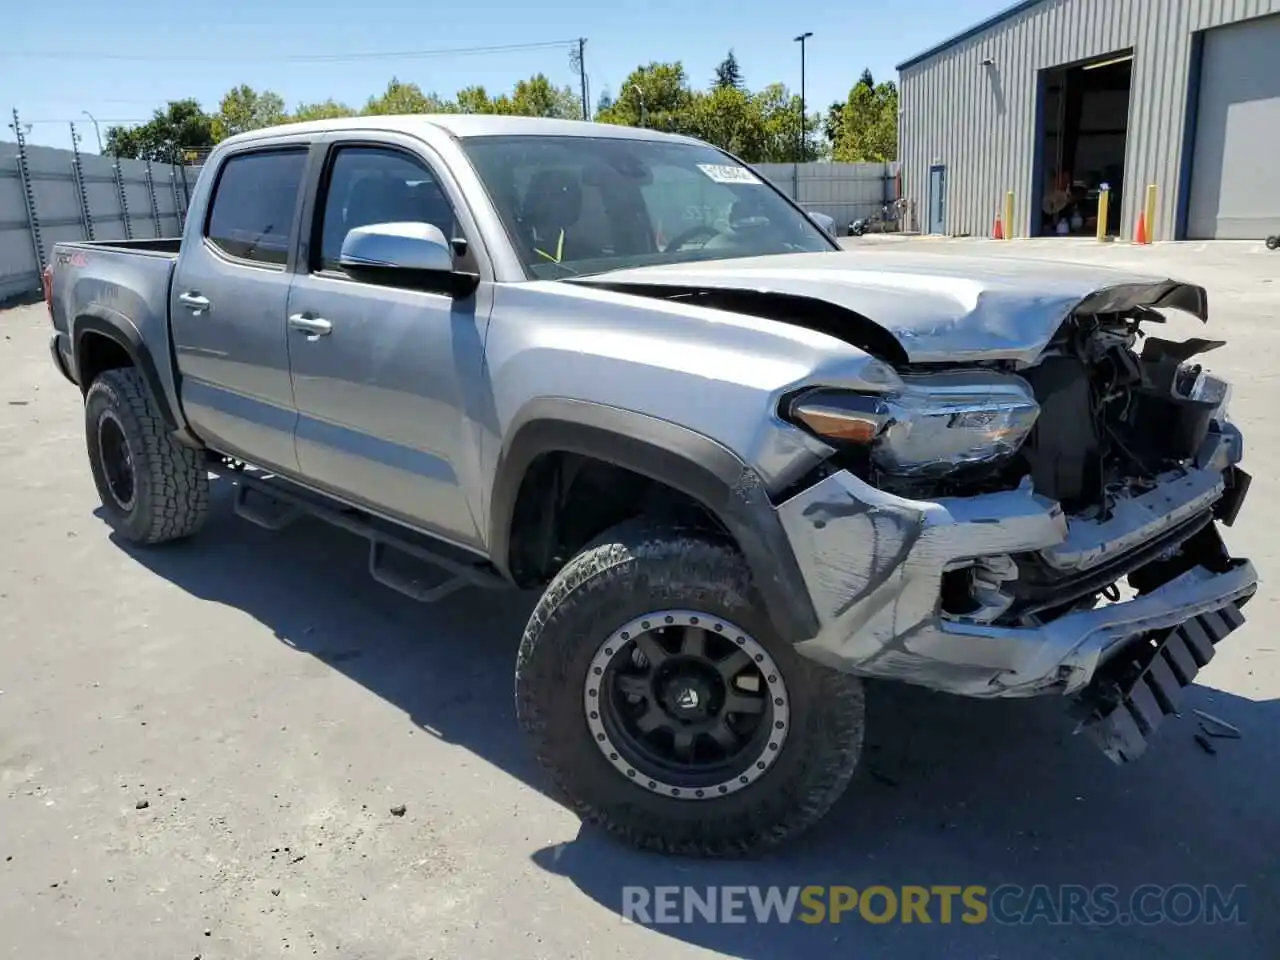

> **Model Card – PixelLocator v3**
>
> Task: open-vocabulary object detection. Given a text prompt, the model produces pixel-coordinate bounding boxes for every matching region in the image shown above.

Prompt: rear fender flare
[72,306,192,440]
[487,398,820,646]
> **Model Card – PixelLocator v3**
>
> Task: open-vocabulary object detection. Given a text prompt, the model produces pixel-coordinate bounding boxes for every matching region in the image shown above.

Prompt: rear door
[170,143,312,472]
[283,135,494,549]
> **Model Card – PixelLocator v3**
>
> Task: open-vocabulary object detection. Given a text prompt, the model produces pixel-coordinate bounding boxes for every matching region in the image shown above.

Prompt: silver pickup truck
[44,115,1257,857]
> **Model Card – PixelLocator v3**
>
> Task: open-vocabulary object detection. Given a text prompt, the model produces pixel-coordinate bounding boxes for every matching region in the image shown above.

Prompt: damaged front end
[774,300,1258,763]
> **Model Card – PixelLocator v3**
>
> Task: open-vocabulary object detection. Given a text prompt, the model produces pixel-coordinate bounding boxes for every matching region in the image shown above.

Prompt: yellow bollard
[1004,191,1015,240]
[1096,187,1111,241]
[1144,184,1158,244]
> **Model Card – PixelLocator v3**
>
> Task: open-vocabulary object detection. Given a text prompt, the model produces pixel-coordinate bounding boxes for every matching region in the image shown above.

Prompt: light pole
[793,31,813,162]
[82,111,103,153]
[631,84,648,128]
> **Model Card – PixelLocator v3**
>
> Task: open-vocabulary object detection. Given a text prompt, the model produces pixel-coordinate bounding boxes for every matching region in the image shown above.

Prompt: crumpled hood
[573,249,1208,365]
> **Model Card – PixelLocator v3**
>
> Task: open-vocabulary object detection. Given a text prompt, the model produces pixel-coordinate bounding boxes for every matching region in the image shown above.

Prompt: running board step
[229,471,507,604]
[368,541,467,604]
[234,484,301,530]
[1074,598,1250,764]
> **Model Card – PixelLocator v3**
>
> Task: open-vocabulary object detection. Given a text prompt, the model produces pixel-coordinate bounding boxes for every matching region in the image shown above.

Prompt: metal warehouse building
[897,0,1280,241]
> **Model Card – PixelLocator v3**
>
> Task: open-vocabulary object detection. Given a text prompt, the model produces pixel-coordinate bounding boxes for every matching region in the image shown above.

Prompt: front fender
[487,398,820,646]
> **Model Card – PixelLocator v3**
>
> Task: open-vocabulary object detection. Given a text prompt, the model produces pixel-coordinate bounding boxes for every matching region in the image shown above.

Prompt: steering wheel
[662,224,721,252]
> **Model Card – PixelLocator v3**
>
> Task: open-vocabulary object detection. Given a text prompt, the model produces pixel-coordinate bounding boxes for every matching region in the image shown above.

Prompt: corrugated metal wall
[0,139,198,302]
[755,162,900,227]
[898,0,1280,241]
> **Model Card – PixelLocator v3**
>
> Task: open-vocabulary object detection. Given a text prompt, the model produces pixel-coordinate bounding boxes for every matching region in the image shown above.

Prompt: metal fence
[0,122,199,302]
[1,143,899,303]
[756,161,902,230]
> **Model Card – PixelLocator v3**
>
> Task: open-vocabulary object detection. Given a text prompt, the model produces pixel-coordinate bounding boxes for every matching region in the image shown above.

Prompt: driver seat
[520,169,588,263]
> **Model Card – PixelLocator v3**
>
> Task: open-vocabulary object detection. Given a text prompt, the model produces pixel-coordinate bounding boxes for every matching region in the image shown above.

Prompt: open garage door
[1186,13,1280,240]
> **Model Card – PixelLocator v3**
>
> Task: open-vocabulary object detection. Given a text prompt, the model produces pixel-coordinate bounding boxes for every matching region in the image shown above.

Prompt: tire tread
[515,521,864,858]
[85,368,209,544]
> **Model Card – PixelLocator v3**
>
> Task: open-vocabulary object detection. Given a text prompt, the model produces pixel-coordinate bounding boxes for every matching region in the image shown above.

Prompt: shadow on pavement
[534,685,1279,959]
[107,481,543,785]
[113,481,1279,959]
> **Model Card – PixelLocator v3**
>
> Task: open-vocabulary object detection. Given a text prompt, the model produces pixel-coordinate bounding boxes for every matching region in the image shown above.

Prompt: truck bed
[57,237,183,258]
[48,239,184,421]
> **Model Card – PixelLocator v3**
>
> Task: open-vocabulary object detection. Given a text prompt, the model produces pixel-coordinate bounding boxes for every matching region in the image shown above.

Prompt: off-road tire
[515,521,865,857]
[84,367,209,545]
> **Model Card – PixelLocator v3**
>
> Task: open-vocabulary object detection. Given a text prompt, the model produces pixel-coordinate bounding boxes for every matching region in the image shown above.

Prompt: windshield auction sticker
[696,163,762,185]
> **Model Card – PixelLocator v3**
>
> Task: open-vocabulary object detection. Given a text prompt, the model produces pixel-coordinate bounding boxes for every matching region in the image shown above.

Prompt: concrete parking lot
[2,237,1277,959]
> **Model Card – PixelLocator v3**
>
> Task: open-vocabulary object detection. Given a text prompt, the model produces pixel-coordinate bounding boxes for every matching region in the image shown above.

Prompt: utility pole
[794,32,813,162]
[577,38,588,121]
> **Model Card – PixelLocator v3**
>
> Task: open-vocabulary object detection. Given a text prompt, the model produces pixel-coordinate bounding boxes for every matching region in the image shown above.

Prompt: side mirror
[337,221,478,296]
[806,210,836,236]
[339,221,454,272]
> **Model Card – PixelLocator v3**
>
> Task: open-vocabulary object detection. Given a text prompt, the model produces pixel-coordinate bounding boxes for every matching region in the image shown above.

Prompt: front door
[170,145,310,473]
[283,139,490,549]
[928,164,947,235]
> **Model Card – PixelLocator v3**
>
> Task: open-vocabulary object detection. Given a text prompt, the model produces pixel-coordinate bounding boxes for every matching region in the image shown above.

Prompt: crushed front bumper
[775,429,1258,699]
[1073,598,1250,764]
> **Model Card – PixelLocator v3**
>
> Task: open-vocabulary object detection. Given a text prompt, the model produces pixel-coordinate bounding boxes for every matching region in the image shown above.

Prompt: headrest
[347,176,413,226]
[522,168,583,229]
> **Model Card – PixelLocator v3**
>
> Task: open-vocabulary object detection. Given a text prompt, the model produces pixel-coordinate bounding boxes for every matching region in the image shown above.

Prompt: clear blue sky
[4,0,1009,151]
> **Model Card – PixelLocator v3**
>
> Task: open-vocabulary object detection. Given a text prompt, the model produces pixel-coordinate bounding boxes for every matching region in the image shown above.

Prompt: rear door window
[204,148,308,266]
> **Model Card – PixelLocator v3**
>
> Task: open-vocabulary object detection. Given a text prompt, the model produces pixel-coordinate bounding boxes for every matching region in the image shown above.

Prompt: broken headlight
[787,370,1040,478]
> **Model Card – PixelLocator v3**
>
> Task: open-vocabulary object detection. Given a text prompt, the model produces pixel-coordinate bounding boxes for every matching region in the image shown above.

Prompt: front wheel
[515,522,865,857]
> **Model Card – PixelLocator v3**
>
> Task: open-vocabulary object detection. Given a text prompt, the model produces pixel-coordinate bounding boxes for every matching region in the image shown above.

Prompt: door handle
[178,291,210,312]
[288,313,333,338]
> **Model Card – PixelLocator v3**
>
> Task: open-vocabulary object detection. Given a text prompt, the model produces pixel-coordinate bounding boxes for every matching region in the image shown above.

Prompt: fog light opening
[941,567,982,617]
[941,555,1018,623]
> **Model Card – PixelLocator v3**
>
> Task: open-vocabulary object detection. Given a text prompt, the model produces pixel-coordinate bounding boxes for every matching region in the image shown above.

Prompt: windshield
[460,134,836,279]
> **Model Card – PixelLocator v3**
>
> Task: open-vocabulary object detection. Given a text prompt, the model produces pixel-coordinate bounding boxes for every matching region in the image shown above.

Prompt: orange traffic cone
[992,214,1004,240]
[1134,210,1147,245]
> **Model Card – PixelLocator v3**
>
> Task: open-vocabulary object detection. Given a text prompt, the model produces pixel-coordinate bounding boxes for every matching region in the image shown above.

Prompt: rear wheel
[84,368,209,544]
[515,522,865,857]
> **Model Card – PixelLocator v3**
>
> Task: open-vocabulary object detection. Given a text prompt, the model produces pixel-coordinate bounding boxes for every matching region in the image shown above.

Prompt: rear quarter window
[205,148,308,266]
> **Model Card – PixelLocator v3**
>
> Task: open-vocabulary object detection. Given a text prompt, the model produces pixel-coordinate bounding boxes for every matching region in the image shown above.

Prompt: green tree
[212,84,287,140]
[504,73,580,118]
[832,75,898,162]
[752,83,814,162]
[455,85,496,114]
[597,62,696,133]
[104,60,852,165]
[595,66,815,161]
[362,77,451,115]
[823,100,844,149]
[291,99,357,122]
[104,98,214,162]
[713,49,744,90]
[687,85,764,157]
